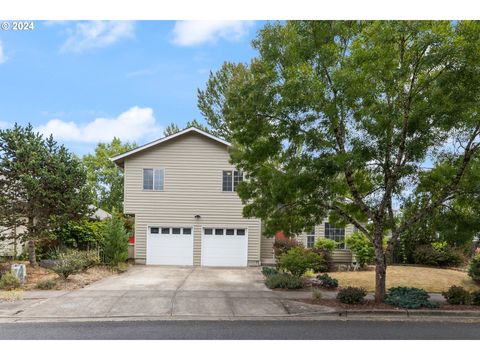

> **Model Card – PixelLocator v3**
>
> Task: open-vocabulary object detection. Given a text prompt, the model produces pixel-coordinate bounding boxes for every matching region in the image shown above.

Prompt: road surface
[1,320,480,340]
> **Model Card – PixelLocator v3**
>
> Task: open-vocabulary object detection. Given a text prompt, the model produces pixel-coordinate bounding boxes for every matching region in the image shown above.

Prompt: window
[233,171,243,191]
[150,227,159,234]
[143,168,164,191]
[161,228,170,234]
[236,229,245,236]
[215,229,224,235]
[204,228,213,235]
[324,223,346,249]
[306,228,315,248]
[226,229,235,235]
[183,228,192,235]
[172,228,181,235]
[222,170,243,191]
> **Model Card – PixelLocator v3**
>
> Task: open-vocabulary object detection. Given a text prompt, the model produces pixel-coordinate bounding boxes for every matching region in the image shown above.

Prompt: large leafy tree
[0,124,92,265]
[82,138,136,212]
[198,21,480,301]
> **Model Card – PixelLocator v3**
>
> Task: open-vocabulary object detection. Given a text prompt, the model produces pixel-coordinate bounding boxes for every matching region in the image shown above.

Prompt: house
[111,127,354,267]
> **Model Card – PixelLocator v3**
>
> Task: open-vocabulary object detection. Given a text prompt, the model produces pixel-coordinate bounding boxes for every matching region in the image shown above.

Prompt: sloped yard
[329,265,480,293]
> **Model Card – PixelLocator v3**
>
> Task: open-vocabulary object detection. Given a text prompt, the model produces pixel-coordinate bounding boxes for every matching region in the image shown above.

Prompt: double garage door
[146,226,248,267]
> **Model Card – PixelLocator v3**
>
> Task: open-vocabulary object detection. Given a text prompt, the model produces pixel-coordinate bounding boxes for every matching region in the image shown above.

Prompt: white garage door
[146,226,193,265]
[201,228,248,267]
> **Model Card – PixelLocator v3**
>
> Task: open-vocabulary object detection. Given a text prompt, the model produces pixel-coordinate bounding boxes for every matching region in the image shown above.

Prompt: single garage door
[201,227,248,267]
[146,226,193,265]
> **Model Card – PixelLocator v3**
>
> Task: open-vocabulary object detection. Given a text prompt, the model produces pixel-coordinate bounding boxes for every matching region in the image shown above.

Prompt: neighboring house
[88,205,112,221]
[0,224,26,258]
[111,127,354,267]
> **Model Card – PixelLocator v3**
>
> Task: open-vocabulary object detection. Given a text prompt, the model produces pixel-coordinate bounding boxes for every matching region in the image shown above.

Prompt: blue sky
[0,20,264,155]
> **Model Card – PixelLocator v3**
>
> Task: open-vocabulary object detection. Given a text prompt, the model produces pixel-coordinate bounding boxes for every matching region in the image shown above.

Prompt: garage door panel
[147,227,193,266]
[201,230,248,267]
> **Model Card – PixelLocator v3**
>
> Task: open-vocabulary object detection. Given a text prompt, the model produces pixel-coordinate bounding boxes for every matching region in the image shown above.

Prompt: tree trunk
[374,252,387,303]
[28,239,36,267]
[373,228,387,303]
[27,216,37,267]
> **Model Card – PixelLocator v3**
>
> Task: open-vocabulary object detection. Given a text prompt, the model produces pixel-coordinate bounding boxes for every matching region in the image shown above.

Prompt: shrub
[0,263,9,278]
[316,273,339,289]
[261,266,278,277]
[265,273,304,289]
[384,287,434,309]
[314,238,336,253]
[471,290,480,306]
[305,250,329,273]
[337,287,367,304]
[468,253,480,283]
[442,285,472,305]
[312,288,322,299]
[101,214,129,266]
[273,237,303,257]
[80,250,100,269]
[278,247,325,276]
[345,232,375,268]
[52,219,105,250]
[304,269,315,278]
[36,279,56,290]
[0,272,21,290]
[51,249,87,280]
[413,244,463,267]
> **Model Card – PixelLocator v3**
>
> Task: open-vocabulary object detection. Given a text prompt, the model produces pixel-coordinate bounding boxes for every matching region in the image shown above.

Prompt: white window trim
[222,169,243,192]
[143,168,165,192]
[306,228,316,248]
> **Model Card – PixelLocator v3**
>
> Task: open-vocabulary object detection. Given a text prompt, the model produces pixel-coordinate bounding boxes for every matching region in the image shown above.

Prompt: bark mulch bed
[1,261,127,291]
[300,298,480,311]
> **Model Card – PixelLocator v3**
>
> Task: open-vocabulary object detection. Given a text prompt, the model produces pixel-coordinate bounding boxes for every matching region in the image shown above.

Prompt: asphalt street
[1,320,480,340]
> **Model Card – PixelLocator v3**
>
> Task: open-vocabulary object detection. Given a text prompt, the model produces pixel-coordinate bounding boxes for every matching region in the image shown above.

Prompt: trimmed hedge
[337,287,367,304]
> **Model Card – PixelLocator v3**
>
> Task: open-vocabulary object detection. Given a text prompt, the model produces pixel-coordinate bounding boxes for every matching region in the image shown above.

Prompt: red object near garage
[129,235,135,244]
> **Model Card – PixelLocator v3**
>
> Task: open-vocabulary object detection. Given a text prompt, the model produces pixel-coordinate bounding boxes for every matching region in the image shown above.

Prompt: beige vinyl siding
[123,132,261,265]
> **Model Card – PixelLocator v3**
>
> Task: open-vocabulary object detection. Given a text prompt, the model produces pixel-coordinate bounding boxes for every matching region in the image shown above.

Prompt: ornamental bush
[442,285,472,305]
[316,273,339,289]
[0,271,21,290]
[265,273,304,289]
[314,238,336,253]
[273,237,303,257]
[471,290,480,306]
[384,287,436,309]
[261,266,278,277]
[51,249,87,280]
[468,252,480,283]
[345,232,375,268]
[278,247,325,276]
[413,243,463,267]
[336,287,367,304]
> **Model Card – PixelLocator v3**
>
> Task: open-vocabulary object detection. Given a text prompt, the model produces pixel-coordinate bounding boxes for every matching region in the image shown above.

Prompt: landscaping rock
[39,259,59,269]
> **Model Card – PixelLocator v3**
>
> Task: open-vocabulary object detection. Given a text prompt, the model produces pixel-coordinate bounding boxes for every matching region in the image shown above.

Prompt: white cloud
[172,21,254,46]
[61,21,134,53]
[0,121,8,129]
[0,41,7,64]
[36,106,161,143]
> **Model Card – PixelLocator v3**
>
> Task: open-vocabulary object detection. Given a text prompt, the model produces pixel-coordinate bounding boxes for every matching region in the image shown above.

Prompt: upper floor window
[306,228,315,248]
[143,168,164,191]
[324,222,346,249]
[222,170,243,192]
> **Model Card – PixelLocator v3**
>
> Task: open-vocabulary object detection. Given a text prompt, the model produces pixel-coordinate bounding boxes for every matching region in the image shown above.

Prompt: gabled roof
[110,127,230,166]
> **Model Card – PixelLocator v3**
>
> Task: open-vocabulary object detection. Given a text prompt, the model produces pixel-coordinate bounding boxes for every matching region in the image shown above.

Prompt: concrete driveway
[8,266,302,320]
